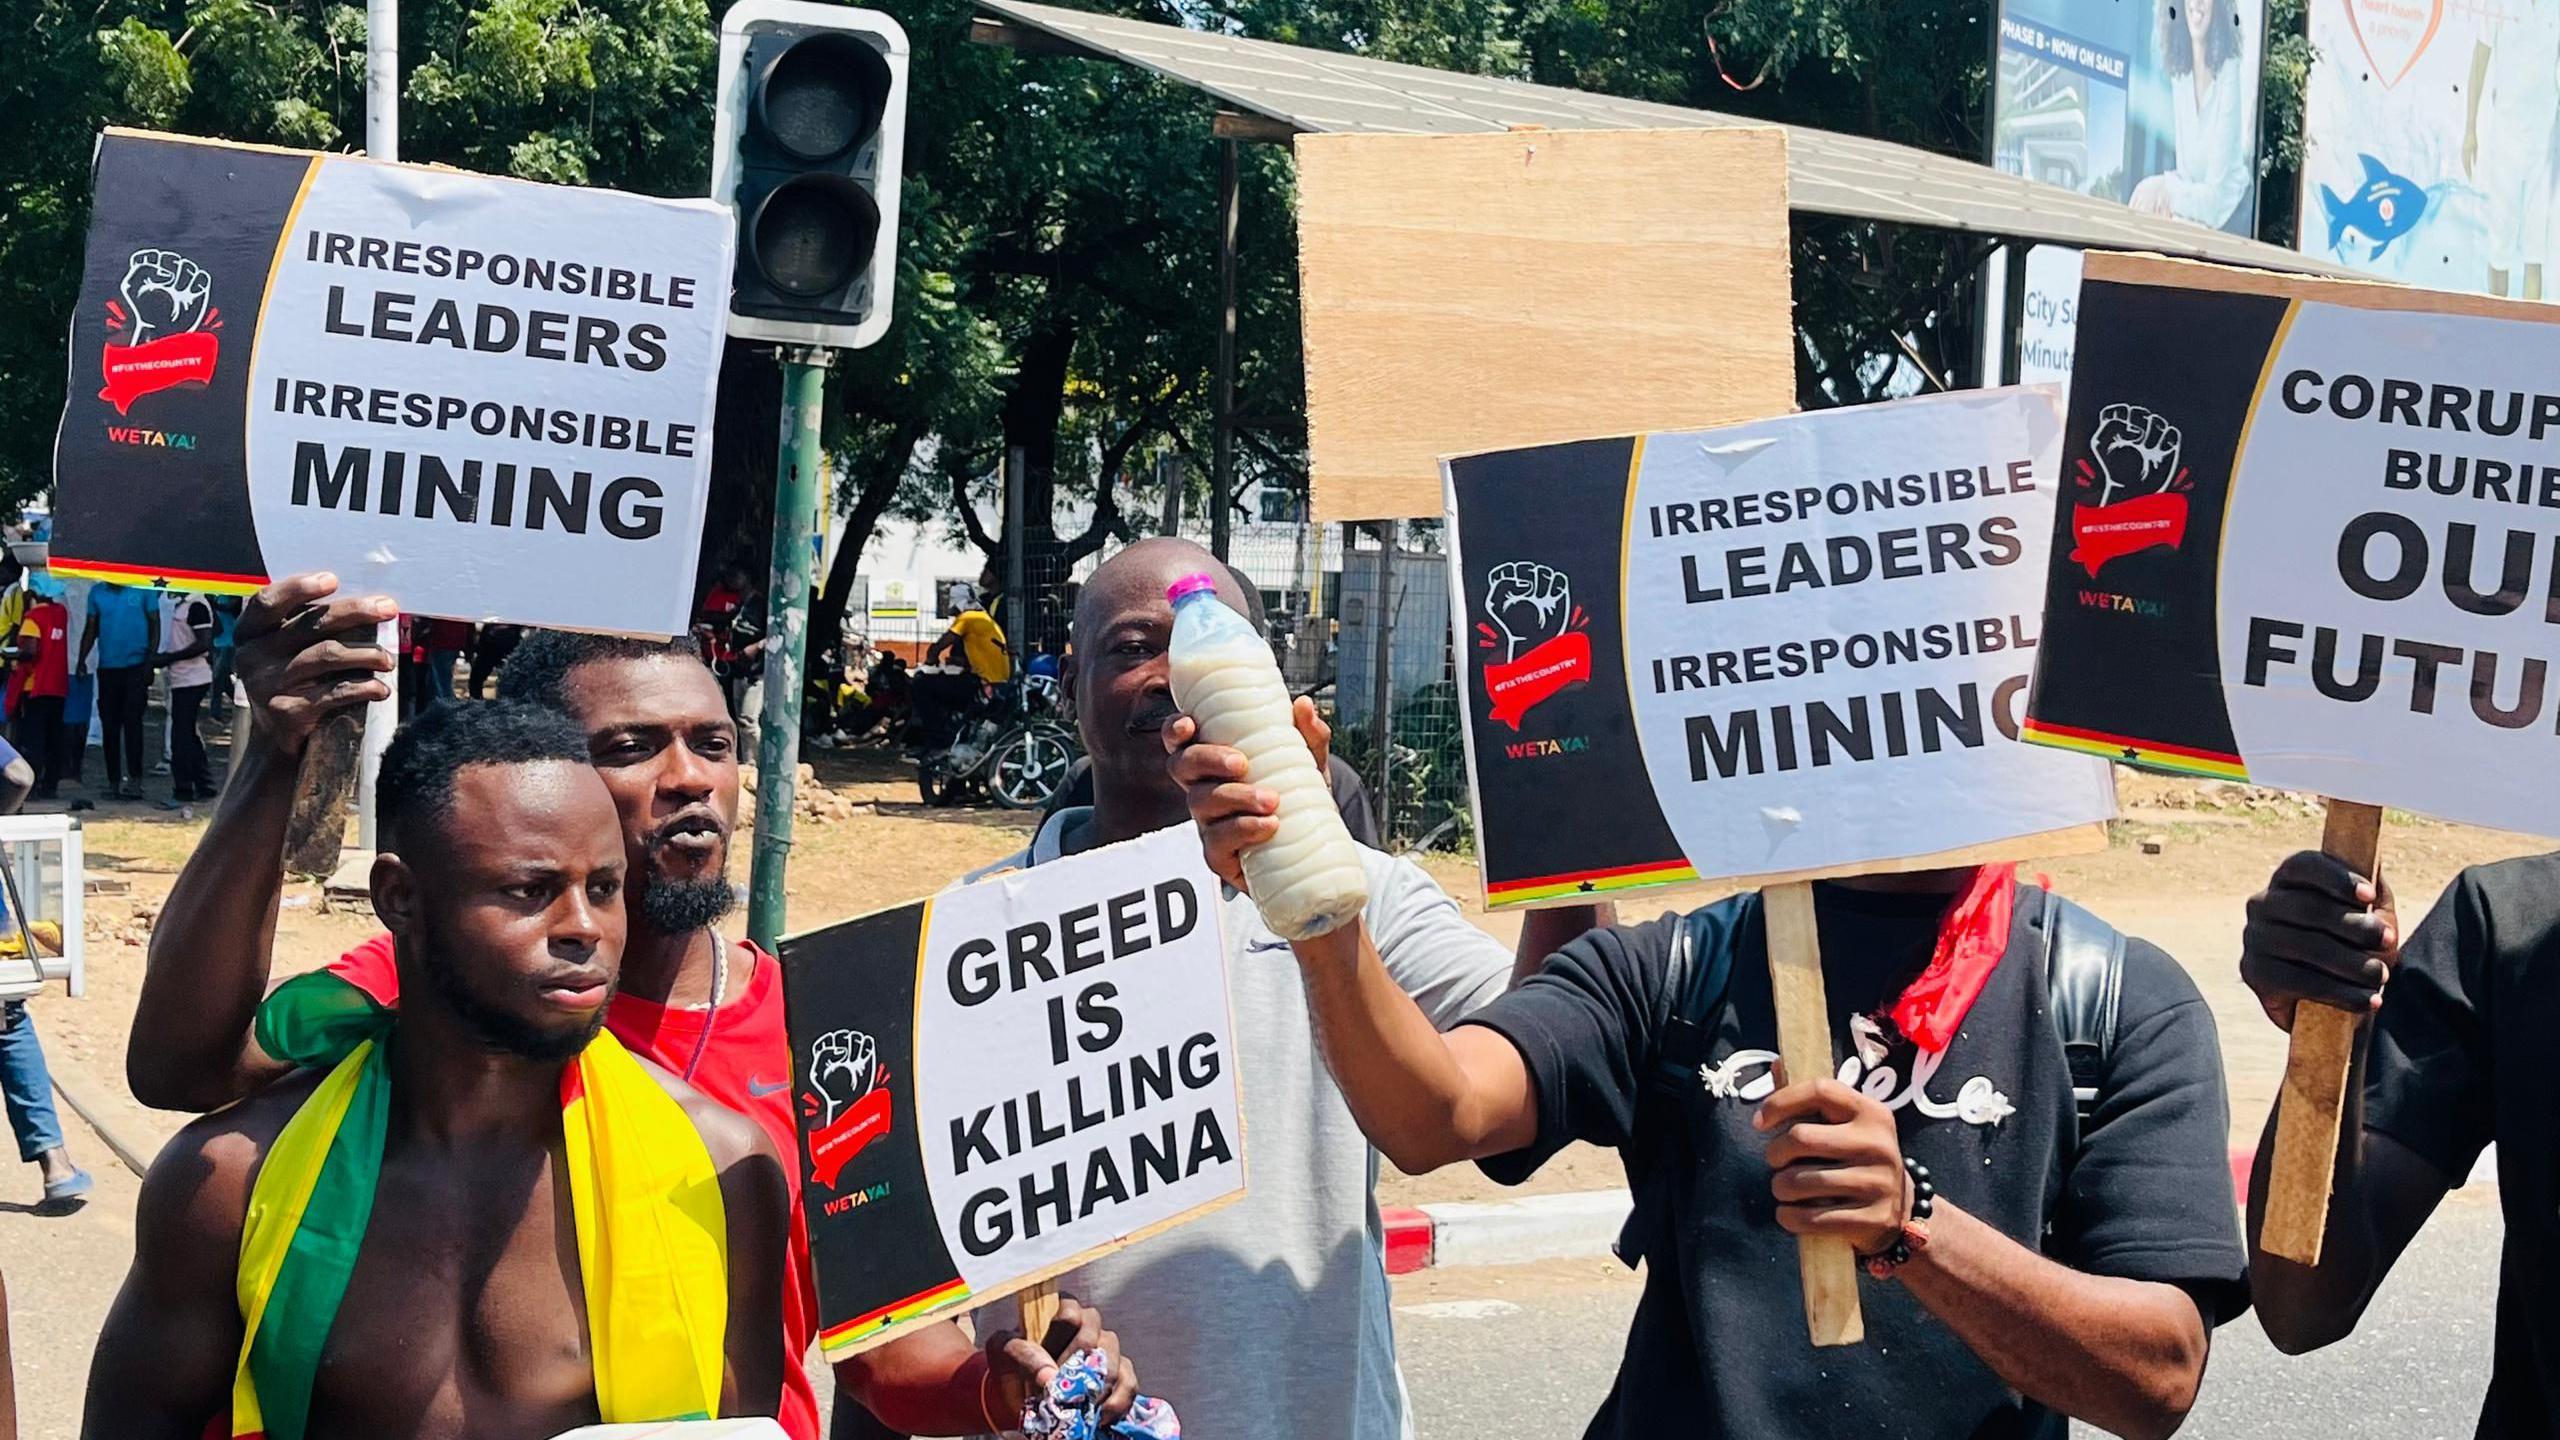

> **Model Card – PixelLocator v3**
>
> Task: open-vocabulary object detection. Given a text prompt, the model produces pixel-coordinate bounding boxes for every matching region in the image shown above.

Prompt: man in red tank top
[128,574,1136,1440]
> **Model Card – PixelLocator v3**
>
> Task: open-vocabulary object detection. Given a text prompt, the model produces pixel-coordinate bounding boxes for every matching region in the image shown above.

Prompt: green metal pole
[748,345,832,951]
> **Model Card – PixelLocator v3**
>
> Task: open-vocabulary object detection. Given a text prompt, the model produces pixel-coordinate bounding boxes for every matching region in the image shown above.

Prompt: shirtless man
[85,701,789,1438]
[126,575,1124,1438]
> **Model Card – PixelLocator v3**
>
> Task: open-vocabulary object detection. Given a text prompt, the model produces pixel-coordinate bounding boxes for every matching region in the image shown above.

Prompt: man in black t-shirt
[1167,725,2247,1439]
[2239,850,2560,1435]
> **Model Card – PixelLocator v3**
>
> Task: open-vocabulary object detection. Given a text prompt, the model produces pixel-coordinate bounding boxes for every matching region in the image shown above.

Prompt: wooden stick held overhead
[2260,799,2385,1266]
[1761,881,1866,1347]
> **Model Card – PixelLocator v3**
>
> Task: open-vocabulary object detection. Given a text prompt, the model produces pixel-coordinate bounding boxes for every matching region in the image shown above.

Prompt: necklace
[680,927,730,1083]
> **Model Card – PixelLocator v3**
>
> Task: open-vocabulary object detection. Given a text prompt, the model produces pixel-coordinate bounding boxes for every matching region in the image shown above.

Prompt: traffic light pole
[747,344,832,951]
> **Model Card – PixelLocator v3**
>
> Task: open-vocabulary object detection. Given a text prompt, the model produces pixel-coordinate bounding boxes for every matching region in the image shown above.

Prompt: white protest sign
[53,129,731,636]
[781,823,1246,1355]
[2026,253,2560,836]
[1624,388,2117,876]
[1445,386,2116,906]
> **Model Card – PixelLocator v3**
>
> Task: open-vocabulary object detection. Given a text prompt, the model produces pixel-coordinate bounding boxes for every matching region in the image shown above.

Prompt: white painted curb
[1420,1188,1633,1268]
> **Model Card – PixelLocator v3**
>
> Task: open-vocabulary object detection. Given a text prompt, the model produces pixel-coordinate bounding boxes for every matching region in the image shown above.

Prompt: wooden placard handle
[1017,1280,1060,1344]
[1762,880,1866,1347]
[2259,799,2385,1266]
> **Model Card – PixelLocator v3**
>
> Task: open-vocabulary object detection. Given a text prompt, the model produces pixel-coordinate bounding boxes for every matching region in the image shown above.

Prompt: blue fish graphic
[2320,154,2428,259]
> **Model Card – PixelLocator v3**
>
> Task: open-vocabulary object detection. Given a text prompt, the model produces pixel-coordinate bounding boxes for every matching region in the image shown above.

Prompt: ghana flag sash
[231,973,728,1440]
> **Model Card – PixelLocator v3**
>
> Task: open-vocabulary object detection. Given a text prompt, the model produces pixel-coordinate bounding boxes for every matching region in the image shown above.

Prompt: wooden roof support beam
[1213,109,1302,144]
[969,16,1086,56]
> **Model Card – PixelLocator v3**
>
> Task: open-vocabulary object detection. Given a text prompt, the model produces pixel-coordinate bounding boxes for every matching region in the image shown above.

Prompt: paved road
[1394,1188,2502,1439]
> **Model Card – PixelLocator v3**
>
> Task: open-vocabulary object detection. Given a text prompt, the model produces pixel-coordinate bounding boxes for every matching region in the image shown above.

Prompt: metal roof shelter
[972,0,2351,277]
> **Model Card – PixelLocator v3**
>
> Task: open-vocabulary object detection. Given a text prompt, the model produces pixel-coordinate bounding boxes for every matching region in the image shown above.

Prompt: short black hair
[496,629,704,713]
[377,701,592,850]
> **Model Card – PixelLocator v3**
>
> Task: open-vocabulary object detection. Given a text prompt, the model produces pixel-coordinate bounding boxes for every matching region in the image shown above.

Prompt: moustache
[643,808,730,852]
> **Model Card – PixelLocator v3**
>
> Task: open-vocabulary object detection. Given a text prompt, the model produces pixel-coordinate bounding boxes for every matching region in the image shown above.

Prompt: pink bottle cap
[1166,573,1219,604]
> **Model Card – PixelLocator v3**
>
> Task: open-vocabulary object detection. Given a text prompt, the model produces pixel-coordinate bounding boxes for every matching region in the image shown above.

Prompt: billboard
[2299,0,2560,296]
[1994,0,2266,235]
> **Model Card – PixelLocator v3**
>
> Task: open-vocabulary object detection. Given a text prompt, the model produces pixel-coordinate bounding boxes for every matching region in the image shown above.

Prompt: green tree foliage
[4,0,2325,620]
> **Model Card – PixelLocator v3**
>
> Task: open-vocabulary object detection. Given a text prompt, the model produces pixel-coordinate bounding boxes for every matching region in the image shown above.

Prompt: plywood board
[1297,127,1796,522]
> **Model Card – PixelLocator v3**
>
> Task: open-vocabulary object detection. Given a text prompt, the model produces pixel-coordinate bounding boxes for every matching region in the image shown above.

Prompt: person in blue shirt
[0,730,87,1208]
[76,583,154,801]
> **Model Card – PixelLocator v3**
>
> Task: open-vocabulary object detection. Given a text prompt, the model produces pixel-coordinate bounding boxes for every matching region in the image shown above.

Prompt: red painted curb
[1382,1206,1434,1274]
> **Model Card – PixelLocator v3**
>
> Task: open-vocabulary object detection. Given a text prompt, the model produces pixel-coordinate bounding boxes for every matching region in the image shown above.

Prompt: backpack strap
[1652,900,1745,1093]
[2030,885,2127,1139]
[1615,896,1753,1270]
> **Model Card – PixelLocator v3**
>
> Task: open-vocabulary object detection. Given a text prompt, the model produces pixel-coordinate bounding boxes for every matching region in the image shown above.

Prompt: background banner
[2024,250,2560,835]
[1993,0,2264,235]
[52,129,731,634]
[781,825,1245,1356]
[1444,389,2116,909]
[2299,0,2560,296]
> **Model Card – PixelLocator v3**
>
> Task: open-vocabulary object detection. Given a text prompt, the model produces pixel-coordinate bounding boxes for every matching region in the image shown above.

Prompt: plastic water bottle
[1166,573,1370,940]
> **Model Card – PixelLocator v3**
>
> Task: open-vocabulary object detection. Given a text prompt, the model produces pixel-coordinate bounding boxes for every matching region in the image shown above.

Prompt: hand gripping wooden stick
[2260,799,2385,1266]
[1762,880,1866,1347]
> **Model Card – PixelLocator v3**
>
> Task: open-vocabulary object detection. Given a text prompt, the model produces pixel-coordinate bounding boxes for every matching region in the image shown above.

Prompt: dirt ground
[2,748,2547,1436]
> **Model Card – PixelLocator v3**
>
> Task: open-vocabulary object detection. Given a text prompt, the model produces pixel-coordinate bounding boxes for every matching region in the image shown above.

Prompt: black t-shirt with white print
[1464,882,2249,1440]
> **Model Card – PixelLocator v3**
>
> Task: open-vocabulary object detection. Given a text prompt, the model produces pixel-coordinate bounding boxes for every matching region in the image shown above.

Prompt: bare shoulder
[140,1069,331,1246]
[629,1053,779,1174]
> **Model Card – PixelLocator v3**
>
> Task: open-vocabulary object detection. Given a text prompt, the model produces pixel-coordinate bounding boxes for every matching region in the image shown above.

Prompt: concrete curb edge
[1389,1146,2496,1274]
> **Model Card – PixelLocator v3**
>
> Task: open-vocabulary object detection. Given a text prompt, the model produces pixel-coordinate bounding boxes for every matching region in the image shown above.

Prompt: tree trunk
[810,425,922,669]
[1001,315,1079,654]
[697,340,784,610]
[283,711,363,877]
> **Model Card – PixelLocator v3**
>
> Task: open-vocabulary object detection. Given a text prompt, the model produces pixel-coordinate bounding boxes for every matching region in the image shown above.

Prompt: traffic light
[712,0,909,350]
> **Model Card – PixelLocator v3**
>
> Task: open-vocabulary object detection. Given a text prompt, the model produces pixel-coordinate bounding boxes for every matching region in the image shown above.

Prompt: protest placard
[2024,250,2560,832]
[779,824,1246,1356]
[1443,387,2118,911]
[50,129,732,636]
[1444,387,2116,1343]
[2018,249,2560,1263]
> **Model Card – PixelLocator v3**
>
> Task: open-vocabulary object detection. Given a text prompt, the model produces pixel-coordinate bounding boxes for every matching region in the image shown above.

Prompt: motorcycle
[915,673,1079,810]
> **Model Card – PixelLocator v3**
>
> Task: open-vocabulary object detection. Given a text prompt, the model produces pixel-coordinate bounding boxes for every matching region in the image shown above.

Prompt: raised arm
[127,575,393,1111]
[2239,851,2454,1351]
[1164,711,1538,1173]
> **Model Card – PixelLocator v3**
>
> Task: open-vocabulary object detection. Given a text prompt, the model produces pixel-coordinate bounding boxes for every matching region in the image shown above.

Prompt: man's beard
[636,830,737,934]
[417,913,612,1063]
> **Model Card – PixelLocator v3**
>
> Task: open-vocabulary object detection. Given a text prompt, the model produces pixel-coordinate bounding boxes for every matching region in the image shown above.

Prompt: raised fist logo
[809,1028,878,1126]
[1484,561,1572,664]
[119,250,213,344]
[2088,403,2182,507]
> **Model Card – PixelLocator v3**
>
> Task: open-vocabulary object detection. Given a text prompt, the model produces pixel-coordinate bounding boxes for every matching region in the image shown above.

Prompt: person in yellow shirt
[929,578,1011,684]
[911,577,1010,753]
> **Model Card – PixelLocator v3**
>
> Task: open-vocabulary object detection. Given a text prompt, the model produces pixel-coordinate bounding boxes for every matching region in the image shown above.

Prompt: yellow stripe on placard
[2211,295,2304,743]
[1616,433,1649,716]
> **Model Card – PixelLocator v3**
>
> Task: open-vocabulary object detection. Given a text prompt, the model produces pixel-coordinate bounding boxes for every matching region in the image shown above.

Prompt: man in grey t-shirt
[959,539,1600,1440]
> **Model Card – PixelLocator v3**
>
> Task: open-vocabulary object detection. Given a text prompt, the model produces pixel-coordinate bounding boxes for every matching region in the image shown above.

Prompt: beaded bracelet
[1862,1154,1936,1279]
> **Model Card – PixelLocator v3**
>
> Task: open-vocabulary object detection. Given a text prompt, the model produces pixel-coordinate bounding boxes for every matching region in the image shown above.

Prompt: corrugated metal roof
[977,0,2352,276]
